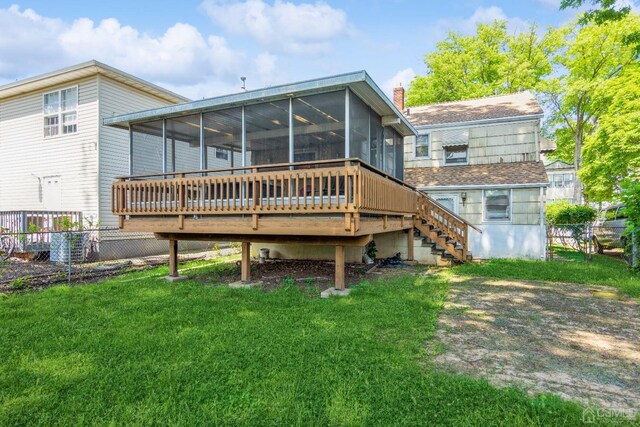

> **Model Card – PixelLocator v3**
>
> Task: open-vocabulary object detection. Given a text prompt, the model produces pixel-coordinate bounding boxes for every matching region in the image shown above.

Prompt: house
[540,136,577,203]
[106,71,476,289]
[0,60,189,257]
[395,88,549,259]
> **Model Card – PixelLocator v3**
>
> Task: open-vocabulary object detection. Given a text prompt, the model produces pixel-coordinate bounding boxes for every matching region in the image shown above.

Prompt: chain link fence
[0,227,237,291]
[548,223,639,268]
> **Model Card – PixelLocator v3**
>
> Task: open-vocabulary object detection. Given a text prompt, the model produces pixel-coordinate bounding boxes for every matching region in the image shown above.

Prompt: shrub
[546,201,597,254]
[546,201,597,226]
[621,179,640,270]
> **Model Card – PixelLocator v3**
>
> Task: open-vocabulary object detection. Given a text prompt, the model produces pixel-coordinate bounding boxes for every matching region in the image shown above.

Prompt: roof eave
[416,182,549,190]
[0,60,189,104]
[410,113,544,131]
[103,70,418,136]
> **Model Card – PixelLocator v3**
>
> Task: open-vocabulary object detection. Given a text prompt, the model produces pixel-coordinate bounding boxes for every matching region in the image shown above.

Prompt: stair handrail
[416,190,482,233]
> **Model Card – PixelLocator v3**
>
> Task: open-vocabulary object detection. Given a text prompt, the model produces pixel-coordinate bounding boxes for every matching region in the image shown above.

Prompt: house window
[415,134,430,158]
[215,148,229,161]
[442,129,469,165]
[444,145,468,165]
[43,87,77,137]
[484,189,511,221]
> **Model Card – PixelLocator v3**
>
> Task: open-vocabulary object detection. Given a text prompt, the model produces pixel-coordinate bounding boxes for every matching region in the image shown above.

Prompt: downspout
[95,74,101,227]
[540,186,546,259]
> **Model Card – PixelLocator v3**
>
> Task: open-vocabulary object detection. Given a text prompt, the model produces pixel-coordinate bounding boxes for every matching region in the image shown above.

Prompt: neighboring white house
[395,89,549,259]
[0,60,188,224]
[0,61,191,257]
[539,136,577,203]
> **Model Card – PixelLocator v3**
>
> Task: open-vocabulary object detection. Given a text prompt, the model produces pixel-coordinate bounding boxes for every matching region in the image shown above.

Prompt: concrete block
[165,275,189,282]
[229,280,263,289]
[320,287,351,298]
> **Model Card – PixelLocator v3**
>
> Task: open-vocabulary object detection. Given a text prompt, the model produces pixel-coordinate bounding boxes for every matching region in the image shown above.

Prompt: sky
[0,0,636,100]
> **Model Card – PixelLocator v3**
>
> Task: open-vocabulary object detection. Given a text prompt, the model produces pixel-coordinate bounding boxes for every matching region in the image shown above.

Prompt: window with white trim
[415,133,430,158]
[444,145,468,165]
[43,87,77,137]
[484,189,511,221]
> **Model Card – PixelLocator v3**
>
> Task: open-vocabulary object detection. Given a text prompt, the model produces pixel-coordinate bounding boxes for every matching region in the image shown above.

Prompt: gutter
[410,113,544,131]
[417,182,549,191]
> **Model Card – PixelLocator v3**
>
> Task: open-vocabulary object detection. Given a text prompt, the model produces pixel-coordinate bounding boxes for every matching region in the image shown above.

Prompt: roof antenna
[240,76,247,91]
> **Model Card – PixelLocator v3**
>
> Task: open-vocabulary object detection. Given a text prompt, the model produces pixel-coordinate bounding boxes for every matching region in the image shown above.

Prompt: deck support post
[241,241,251,283]
[407,226,414,261]
[335,245,345,290]
[169,239,179,277]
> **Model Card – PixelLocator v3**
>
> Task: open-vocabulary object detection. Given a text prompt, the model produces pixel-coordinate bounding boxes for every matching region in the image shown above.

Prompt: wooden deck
[112,159,478,287]
[113,159,417,238]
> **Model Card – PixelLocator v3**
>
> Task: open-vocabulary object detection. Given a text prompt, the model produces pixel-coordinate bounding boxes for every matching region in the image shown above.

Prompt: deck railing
[112,159,417,217]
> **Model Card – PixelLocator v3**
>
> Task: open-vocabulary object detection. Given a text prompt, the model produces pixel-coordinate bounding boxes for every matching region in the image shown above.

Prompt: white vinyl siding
[0,77,99,220]
[98,77,180,227]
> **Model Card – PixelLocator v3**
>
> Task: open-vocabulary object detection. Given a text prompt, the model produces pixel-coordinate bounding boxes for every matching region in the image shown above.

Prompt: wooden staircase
[414,192,481,262]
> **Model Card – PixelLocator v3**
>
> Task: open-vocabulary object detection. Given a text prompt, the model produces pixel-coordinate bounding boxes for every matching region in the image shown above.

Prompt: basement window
[43,86,77,137]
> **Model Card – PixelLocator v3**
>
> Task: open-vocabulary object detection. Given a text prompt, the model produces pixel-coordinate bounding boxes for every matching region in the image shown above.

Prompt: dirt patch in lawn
[202,259,413,292]
[430,274,640,417]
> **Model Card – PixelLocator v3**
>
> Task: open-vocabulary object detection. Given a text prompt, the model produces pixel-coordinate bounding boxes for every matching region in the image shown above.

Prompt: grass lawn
[0,259,631,426]
[454,248,640,300]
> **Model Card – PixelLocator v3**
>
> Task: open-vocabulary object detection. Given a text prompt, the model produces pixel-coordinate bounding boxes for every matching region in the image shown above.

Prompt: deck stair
[414,192,480,262]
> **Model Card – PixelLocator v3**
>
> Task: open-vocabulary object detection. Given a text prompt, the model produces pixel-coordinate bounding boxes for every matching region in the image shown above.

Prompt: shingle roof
[405,161,549,188]
[405,92,543,127]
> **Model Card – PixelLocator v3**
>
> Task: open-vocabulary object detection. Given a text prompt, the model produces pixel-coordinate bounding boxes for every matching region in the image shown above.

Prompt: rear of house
[396,89,549,259]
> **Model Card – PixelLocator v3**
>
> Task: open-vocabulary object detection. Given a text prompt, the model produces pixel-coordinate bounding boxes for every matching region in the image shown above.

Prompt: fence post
[67,230,72,283]
[633,230,638,270]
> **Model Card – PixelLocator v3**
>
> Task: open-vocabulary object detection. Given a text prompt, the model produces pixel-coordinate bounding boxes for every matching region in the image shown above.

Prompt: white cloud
[252,51,279,86]
[0,5,249,94]
[200,0,349,54]
[431,6,532,39]
[536,0,562,9]
[382,67,416,99]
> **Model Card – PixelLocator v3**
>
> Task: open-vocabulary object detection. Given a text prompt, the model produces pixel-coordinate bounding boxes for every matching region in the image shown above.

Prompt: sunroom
[107,71,471,288]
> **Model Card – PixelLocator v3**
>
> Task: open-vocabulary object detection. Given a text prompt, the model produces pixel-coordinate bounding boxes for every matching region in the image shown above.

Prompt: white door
[43,176,62,211]
[433,194,459,214]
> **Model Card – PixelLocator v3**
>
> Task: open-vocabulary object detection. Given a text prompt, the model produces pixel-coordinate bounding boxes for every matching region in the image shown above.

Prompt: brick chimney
[393,83,405,112]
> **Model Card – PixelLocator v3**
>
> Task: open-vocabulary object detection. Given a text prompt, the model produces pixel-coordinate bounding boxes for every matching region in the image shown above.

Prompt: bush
[621,179,640,270]
[546,201,597,226]
[546,201,597,254]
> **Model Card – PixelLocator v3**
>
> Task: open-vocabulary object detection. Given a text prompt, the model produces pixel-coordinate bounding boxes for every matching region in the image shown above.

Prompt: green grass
[454,248,640,300]
[0,261,631,426]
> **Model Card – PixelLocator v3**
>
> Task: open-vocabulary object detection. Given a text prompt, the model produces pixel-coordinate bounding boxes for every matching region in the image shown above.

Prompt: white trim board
[417,183,548,191]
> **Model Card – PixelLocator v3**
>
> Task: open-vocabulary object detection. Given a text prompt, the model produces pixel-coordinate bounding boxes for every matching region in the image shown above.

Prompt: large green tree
[541,15,639,203]
[561,0,640,56]
[579,63,640,201]
[406,21,560,106]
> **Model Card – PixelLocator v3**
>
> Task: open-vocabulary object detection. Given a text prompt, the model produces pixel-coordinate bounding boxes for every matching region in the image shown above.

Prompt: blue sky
[0,1,632,99]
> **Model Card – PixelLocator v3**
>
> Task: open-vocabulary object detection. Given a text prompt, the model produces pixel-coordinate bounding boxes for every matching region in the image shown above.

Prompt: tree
[540,15,639,203]
[579,64,640,201]
[560,0,640,56]
[406,21,560,106]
